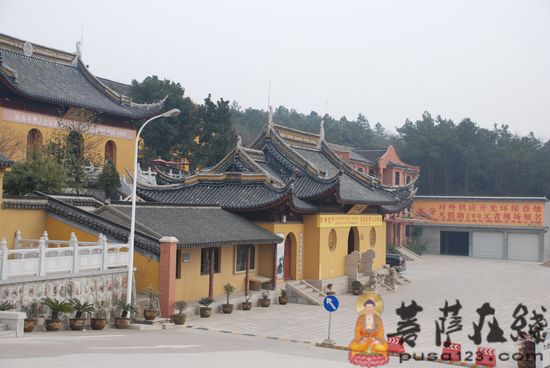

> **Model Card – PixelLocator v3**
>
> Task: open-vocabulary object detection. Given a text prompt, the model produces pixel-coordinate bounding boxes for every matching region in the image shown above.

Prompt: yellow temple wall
[0,208,47,248]
[0,106,136,177]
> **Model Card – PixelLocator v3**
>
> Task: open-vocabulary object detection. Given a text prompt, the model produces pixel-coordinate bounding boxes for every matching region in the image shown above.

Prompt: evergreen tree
[97,160,121,199]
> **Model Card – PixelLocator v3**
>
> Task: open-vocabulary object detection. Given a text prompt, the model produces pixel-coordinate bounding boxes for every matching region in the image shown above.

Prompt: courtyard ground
[185,255,550,367]
[1,255,548,368]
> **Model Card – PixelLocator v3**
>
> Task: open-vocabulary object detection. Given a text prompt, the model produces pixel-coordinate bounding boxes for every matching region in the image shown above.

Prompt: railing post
[70,232,79,273]
[102,235,109,270]
[1,238,8,280]
[38,237,46,277]
[14,230,21,249]
[43,231,49,247]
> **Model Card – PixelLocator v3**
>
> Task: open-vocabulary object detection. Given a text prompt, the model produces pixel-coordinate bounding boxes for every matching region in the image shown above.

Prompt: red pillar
[245,246,251,295]
[272,243,277,290]
[159,236,178,318]
[209,247,215,298]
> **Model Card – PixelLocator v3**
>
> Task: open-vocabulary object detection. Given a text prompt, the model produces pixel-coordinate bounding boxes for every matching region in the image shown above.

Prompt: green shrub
[407,241,428,255]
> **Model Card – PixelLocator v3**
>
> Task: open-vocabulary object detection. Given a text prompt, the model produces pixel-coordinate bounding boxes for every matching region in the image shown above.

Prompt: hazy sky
[1,0,549,136]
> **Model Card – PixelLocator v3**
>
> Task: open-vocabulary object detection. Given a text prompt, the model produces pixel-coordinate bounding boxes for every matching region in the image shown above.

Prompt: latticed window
[200,247,220,275]
[235,245,255,272]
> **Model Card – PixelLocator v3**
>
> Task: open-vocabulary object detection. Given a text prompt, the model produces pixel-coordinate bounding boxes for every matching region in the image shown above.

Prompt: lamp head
[161,108,181,118]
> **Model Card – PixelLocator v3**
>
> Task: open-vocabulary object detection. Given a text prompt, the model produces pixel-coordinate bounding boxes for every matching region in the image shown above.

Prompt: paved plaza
[1,255,548,368]
[185,255,550,367]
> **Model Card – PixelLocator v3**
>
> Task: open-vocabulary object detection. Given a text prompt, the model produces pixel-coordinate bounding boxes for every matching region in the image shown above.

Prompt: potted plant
[198,297,213,318]
[90,301,108,331]
[278,289,288,305]
[115,301,136,329]
[68,298,94,331]
[22,301,39,332]
[143,285,159,321]
[241,293,252,311]
[259,291,271,307]
[0,300,15,311]
[222,283,235,314]
[350,281,364,296]
[325,283,336,296]
[41,297,72,331]
[172,301,187,325]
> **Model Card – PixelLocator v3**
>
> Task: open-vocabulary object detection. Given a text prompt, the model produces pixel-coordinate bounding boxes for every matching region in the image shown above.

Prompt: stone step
[0,324,7,331]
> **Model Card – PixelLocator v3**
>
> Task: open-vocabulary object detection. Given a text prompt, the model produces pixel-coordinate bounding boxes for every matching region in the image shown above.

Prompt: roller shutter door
[508,233,540,261]
[472,232,504,259]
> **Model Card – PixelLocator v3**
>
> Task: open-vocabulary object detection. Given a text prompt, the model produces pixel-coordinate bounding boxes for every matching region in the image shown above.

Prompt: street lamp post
[126,108,181,304]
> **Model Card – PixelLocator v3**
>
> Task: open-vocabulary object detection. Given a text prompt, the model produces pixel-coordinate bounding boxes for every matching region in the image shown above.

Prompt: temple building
[0,33,164,176]
[267,124,420,248]
[133,112,416,302]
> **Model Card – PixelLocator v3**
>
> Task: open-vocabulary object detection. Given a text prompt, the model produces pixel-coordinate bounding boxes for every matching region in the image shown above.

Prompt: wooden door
[284,235,292,280]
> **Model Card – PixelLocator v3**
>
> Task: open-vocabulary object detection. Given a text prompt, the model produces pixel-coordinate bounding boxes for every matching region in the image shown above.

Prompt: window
[394,171,401,185]
[176,249,182,279]
[235,245,255,272]
[200,247,220,275]
[406,175,411,184]
[26,129,43,160]
[105,140,117,165]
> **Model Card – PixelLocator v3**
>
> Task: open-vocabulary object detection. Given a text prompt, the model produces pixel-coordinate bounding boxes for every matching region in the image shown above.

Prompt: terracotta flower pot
[143,309,158,321]
[114,317,131,329]
[221,304,233,314]
[45,320,64,331]
[278,297,288,305]
[171,314,186,325]
[259,298,271,307]
[24,319,37,333]
[69,318,86,331]
[241,302,252,311]
[199,307,212,318]
[90,318,107,330]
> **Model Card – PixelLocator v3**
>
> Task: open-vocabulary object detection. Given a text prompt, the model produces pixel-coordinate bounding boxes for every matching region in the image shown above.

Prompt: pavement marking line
[88,345,199,350]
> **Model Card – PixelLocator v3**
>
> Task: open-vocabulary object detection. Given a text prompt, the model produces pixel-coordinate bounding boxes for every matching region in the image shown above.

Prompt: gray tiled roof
[0,49,163,119]
[354,149,386,163]
[0,152,12,168]
[137,181,292,211]
[105,204,282,247]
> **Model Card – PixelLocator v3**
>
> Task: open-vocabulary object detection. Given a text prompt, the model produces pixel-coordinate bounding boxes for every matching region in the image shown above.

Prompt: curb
[185,326,491,368]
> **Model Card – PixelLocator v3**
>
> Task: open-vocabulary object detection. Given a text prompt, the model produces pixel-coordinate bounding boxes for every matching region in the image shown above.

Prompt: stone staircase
[0,323,16,338]
[286,280,326,306]
[397,246,422,261]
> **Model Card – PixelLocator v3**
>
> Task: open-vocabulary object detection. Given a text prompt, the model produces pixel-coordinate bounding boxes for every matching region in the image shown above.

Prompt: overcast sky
[1,0,549,137]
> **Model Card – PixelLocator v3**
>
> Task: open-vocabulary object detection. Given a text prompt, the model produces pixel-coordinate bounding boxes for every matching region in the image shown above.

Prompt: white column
[42,231,49,247]
[70,232,79,273]
[1,238,8,280]
[38,237,47,277]
[102,235,109,270]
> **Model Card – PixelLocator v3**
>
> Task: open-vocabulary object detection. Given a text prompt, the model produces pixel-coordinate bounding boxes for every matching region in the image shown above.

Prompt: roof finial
[236,134,242,149]
[317,98,328,149]
[317,119,325,149]
[266,105,274,137]
[266,80,273,137]
[76,41,82,58]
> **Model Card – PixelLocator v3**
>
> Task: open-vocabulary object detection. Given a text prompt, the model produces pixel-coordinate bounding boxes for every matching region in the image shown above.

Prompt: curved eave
[0,65,164,120]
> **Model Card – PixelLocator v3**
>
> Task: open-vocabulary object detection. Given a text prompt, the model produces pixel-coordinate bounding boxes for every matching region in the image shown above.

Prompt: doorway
[440,231,469,256]
[348,227,359,254]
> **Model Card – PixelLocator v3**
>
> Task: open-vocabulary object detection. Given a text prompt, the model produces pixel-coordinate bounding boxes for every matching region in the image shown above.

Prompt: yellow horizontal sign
[317,214,383,228]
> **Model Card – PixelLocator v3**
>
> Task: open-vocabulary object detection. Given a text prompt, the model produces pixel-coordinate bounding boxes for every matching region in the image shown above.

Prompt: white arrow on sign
[326,298,336,311]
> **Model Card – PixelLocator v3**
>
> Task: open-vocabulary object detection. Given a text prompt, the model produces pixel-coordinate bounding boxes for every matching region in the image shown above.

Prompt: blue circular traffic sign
[323,295,340,312]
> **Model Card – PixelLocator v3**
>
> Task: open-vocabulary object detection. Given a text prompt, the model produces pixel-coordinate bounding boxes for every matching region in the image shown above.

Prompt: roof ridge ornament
[236,135,242,149]
[316,118,325,149]
[266,105,274,138]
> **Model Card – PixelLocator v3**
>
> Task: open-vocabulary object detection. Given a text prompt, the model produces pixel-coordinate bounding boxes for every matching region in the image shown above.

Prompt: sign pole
[322,295,339,346]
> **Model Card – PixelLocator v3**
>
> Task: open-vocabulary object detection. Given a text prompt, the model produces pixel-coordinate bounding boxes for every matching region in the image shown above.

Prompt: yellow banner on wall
[412,199,545,227]
[317,214,383,228]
